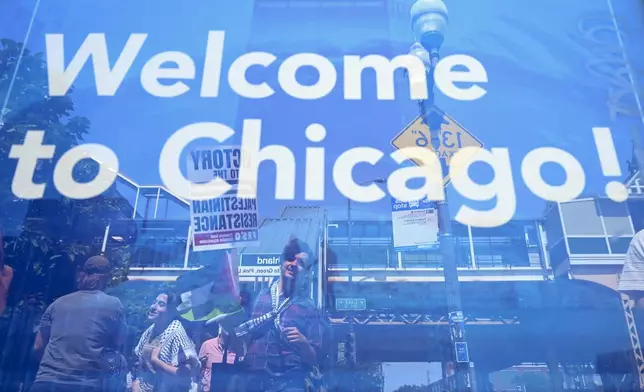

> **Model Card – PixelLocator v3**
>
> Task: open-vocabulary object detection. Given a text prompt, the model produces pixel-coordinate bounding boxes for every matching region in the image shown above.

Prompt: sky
[3,0,644,389]
[384,362,439,391]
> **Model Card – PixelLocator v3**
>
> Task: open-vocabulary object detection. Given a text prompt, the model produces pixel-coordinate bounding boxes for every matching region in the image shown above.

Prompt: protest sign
[188,146,260,251]
[391,197,439,251]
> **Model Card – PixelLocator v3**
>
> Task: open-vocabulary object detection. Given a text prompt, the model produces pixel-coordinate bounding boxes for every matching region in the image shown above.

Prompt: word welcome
[45,32,488,101]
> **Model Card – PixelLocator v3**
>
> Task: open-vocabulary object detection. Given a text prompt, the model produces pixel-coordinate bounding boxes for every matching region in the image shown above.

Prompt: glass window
[567,237,609,254]
[363,223,379,237]
[560,200,604,236]
[544,205,565,245]
[549,239,569,269]
[524,225,539,247]
[356,246,390,267]
[401,250,441,267]
[348,222,363,237]
[328,222,348,237]
[609,237,633,254]
[628,199,644,232]
[379,223,393,238]
[598,199,634,237]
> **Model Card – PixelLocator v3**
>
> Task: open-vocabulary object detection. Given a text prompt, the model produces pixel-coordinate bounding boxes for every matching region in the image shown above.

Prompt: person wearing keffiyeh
[241,238,324,392]
[133,291,200,392]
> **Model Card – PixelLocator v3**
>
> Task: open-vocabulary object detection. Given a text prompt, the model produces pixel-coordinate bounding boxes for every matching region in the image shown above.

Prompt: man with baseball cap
[31,255,127,392]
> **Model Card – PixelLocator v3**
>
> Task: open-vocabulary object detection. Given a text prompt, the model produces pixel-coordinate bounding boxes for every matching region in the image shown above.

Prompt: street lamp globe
[410,0,448,52]
[409,42,431,69]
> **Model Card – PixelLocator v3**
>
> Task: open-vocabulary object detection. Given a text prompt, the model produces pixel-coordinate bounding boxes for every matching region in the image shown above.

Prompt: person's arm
[151,328,199,376]
[132,379,141,392]
[284,327,317,366]
[198,341,214,392]
[151,346,180,375]
[34,303,54,361]
[131,329,149,389]
[283,308,323,367]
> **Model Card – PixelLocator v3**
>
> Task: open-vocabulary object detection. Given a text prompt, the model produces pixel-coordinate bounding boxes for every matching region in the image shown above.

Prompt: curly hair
[282,237,315,270]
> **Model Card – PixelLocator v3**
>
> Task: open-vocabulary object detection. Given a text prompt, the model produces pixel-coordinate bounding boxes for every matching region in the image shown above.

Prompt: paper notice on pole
[187,146,260,251]
[391,197,439,251]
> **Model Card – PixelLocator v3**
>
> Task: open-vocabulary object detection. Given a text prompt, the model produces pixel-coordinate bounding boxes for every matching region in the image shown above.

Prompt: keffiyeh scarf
[135,319,198,367]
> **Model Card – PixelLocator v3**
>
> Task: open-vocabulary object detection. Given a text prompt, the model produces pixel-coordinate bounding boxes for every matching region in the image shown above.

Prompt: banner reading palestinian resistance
[187,146,260,251]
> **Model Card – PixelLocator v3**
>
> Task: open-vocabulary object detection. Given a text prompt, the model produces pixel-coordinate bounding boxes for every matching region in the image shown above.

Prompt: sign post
[392,106,482,391]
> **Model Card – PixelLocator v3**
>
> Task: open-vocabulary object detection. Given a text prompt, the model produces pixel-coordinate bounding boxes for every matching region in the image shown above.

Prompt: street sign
[238,253,281,277]
[455,342,470,363]
[391,197,439,251]
[336,298,367,311]
[337,342,347,365]
[449,311,464,324]
[390,106,483,186]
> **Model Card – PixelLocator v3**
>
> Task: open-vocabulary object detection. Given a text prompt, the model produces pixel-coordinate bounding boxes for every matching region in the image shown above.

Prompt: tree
[0,38,132,389]
[512,371,549,392]
[0,37,132,298]
[333,363,385,392]
[392,385,429,392]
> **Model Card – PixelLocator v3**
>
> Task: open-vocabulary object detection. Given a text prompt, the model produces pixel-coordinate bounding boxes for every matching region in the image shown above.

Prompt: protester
[133,291,200,392]
[242,238,324,392]
[596,228,644,390]
[30,255,127,392]
[198,324,244,392]
[0,228,14,317]
[618,228,644,308]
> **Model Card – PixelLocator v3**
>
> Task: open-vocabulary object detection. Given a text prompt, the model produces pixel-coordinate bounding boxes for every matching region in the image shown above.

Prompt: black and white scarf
[134,319,198,367]
[234,280,292,338]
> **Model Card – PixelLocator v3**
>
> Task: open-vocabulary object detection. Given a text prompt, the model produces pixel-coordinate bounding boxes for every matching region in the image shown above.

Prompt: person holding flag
[240,237,324,392]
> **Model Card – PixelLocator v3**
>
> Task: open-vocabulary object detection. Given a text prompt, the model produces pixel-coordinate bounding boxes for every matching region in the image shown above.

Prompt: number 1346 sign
[390,106,483,186]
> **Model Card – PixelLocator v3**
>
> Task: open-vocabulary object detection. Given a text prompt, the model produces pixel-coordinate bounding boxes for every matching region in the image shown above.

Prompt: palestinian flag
[175,250,242,322]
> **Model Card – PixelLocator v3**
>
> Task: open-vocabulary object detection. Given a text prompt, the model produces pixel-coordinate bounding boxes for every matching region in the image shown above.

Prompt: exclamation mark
[592,127,628,202]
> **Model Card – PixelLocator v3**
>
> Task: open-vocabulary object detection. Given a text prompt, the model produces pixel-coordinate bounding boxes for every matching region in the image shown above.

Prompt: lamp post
[346,178,386,371]
[409,1,476,391]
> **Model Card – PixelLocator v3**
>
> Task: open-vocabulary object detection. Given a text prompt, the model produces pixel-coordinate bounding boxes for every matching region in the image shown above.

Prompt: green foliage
[107,280,175,358]
[0,38,131,313]
[512,371,549,392]
[334,363,385,392]
[392,385,429,392]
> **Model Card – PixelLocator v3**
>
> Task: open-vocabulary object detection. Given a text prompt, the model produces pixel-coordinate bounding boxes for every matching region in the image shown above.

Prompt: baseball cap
[83,255,111,274]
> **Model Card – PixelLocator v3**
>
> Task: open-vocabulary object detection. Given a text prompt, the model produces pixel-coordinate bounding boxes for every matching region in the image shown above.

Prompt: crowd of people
[1,237,325,392]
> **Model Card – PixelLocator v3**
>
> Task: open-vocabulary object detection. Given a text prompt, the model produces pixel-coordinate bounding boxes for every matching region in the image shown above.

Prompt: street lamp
[411,0,448,59]
[410,1,476,391]
[346,177,386,369]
